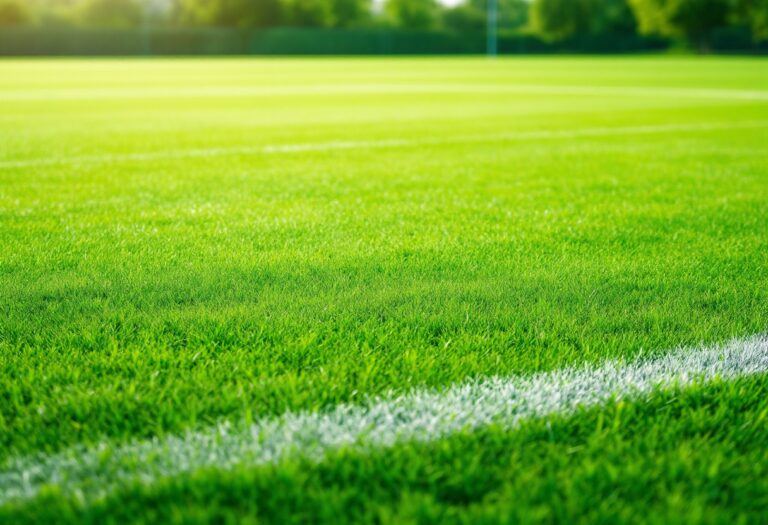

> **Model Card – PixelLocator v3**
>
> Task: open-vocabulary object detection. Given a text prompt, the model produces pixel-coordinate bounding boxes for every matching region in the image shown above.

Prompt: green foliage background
[0,0,766,49]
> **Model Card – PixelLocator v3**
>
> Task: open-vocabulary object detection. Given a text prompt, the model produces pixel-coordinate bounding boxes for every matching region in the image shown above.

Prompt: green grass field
[1,57,767,524]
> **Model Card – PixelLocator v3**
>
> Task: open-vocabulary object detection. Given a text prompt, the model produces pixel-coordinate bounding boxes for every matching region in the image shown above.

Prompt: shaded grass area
[3,376,766,524]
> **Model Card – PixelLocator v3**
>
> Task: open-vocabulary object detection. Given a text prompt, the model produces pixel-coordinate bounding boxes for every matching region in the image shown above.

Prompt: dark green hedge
[0,26,729,57]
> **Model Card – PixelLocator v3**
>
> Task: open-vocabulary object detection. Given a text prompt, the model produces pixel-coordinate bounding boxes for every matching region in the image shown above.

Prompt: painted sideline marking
[0,335,766,507]
[1,121,765,170]
[2,83,768,101]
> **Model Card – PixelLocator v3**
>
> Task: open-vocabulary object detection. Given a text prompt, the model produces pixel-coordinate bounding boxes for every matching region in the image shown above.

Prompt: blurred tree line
[0,0,765,49]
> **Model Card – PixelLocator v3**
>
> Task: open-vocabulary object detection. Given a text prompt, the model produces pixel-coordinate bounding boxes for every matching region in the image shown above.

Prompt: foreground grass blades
[1,57,767,522]
[3,377,767,524]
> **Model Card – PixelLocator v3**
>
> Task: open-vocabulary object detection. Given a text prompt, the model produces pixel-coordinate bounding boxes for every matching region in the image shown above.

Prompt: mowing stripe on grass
[1,121,766,170]
[1,335,766,508]
[2,84,768,101]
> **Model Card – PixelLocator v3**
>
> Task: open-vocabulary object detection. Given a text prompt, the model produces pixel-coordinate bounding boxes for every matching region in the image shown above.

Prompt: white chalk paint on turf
[2,83,768,101]
[0,335,766,507]
[1,120,766,170]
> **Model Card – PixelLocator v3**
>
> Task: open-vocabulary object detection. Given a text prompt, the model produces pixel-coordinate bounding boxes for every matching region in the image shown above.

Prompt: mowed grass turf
[0,57,767,523]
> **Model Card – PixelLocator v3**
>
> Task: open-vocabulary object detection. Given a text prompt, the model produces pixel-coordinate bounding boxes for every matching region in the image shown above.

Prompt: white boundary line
[1,121,766,170]
[2,84,768,101]
[0,335,766,507]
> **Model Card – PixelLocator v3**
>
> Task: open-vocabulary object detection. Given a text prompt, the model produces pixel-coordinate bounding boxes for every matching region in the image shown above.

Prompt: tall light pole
[487,0,498,57]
